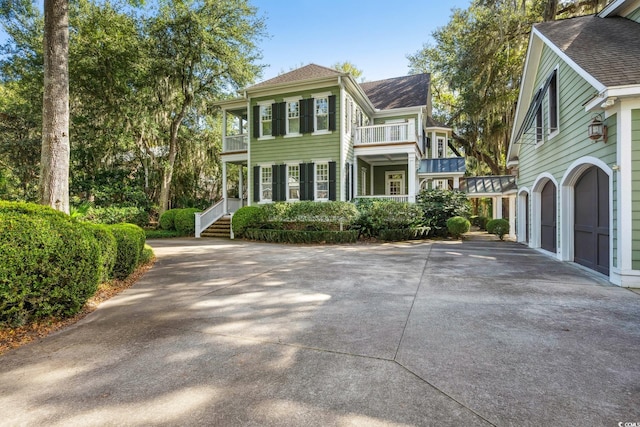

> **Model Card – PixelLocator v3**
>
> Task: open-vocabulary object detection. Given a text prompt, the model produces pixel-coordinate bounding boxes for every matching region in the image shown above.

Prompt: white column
[353,156,359,197]
[238,165,244,207]
[453,176,460,189]
[408,153,416,203]
[493,196,503,219]
[508,195,516,239]
[222,109,227,152]
[222,161,228,213]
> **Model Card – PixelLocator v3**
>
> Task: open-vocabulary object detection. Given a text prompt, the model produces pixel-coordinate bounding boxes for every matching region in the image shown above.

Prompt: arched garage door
[574,166,609,275]
[540,181,556,253]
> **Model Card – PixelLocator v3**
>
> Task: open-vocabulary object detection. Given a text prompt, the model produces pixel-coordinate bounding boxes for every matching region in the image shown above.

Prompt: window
[316,162,329,200]
[535,105,543,144]
[548,70,558,134]
[261,105,272,137]
[261,166,272,201]
[437,138,445,158]
[345,98,352,135]
[360,167,367,196]
[287,165,300,201]
[315,97,328,131]
[385,171,405,196]
[287,101,300,135]
[433,179,448,190]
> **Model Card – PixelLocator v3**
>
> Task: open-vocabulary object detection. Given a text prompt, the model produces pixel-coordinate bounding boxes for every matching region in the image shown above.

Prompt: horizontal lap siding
[373,164,408,195]
[627,6,640,23]
[373,114,418,125]
[250,87,341,200]
[631,109,640,268]
[517,47,617,251]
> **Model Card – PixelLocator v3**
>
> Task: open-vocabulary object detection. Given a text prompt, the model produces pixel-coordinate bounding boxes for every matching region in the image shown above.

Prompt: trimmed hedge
[174,208,200,235]
[0,202,101,326]
[244,228,358,244]
[486,218,510,240]
[80,206,149,227]
[86,223,118,283]
[353,198,423,238]
[109,223,146,279]
[232,206,265,238]
[447,216,470,239]
[379,227,430,242]
[159,208,180,231]
[416,189,471,236]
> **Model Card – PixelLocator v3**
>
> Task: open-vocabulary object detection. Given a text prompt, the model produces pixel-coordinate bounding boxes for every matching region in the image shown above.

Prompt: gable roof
[534,15,640,88]
[248,64,343,89]
[360,74,430,110]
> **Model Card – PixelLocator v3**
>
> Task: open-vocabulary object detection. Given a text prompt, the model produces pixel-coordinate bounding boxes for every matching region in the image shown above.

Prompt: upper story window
[535,105,543,145]
[548,69,558,135]
[315,97,329,131]
[315,162,329,200]
[437,138,445,158]
[287,101,300,135]
[260,105,272,137]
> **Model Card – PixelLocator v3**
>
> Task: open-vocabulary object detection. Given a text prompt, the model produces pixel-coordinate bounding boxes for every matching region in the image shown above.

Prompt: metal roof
[461,176,517,195]
[418,158,466,174]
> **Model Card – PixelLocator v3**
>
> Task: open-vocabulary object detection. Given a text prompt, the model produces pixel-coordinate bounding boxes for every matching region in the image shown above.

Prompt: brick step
[200,215,231,238]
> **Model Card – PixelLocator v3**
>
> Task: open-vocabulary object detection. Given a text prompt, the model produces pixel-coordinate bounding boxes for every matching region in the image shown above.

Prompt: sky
[250,0,472,83]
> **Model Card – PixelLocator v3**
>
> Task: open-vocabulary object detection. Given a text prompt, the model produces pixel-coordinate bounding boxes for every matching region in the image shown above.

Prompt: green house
[507,0,640,286]
[196,64,464,235]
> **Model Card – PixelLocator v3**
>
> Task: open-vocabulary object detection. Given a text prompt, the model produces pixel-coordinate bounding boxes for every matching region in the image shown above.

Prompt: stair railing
[195,199,226,238]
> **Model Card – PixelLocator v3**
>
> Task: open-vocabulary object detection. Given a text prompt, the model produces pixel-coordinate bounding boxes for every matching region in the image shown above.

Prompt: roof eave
[245,75,345,96]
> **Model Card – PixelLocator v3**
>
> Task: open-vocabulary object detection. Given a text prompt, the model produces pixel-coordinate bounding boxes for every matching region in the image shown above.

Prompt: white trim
[314,161,330,201]
[531,173,559,257]
[618,100,633,272]
[517,187,531,244]
[340,85,346,201]
[599,0,640,17]
[259,164,273,203]
[312,95,330,134]
[385,170,406,195]
[257,100,275,140]
[559,158,613,281]
[285,163,301,202]
[284,97,301,137]
[547,66,560,140]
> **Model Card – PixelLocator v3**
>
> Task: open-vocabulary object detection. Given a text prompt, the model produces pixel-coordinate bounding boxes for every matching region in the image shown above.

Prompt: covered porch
[460,176,518,239]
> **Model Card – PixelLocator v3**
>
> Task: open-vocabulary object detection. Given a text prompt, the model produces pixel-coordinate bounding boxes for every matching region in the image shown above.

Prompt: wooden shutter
[300,98,314,134]
[272,102,286,136]
[278,164,286,201]
[279,102,287,136]
[345,162,350,201]
[328,95,336,131]
[271,164,280,201]
[329,161,337,201]
[300,163,314,201]
[253,165,260,202]
[252,105,260,139]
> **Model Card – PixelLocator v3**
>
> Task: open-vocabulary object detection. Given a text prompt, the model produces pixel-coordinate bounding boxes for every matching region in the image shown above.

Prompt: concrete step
[201,215,231,238]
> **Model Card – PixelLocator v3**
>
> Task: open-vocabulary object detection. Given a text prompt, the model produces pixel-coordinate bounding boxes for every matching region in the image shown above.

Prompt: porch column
[493,196,503,219]
[408,153,416,203]
[238,165,244,208]
[353,156,359,197]
[222,161,228,213]
[453,176,460,189]
[222,109,228,151]
[508,195,516,240]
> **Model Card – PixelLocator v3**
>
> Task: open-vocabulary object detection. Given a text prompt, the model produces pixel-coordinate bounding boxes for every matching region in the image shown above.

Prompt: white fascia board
[584,85,640,112]
[417,172,466,178]
[599,0,640,17]
[599,0,628,16]
[373,106,424,118]
[214,97,248,109]
[245,76,343,98]
[424,126,451,133]
[343,77,376,115]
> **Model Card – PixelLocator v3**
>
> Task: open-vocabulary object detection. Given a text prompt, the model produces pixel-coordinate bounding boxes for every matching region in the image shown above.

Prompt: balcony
[355,120,416,146]
[223,134,248,153]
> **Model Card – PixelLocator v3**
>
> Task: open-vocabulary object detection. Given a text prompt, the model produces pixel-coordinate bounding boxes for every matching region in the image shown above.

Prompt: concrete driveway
[1,238,639,426]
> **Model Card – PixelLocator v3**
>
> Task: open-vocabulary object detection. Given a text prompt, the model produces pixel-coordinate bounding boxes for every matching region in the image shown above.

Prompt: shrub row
[158,208,200,235]
[244,228,358,244]
[0,201,150,327]
[78,206,149,227]
[352,199,423,239]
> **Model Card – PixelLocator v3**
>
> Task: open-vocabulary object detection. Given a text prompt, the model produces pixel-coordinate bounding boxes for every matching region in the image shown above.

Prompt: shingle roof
[417,158,466,174]
[424,116,448,128]
[535,15,640,87]
[360,73,430,110]
[248,64,342,89]
[460,176,517,195]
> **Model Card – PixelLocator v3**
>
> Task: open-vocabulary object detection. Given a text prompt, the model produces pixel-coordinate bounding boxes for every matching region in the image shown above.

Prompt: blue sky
[250,0,472,82]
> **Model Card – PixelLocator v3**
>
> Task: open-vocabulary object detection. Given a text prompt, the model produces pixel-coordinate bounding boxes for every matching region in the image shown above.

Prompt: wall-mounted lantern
[587,114,607,143]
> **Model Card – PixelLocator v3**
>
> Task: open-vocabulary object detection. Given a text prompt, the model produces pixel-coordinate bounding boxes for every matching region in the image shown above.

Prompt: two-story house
[196,64,464,236]
[507,0,640,286]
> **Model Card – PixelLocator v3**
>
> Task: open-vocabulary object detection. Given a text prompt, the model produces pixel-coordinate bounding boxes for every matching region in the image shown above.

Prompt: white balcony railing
[223,134,248,152]
[355,120,416,146]
[355,195,409,203]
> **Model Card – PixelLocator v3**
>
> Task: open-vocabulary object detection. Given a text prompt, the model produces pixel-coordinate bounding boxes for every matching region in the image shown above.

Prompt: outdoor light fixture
[588,114,607,143]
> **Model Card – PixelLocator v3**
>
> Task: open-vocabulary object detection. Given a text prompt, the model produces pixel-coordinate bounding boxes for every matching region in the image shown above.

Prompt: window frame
[260,165,273,202]
[284,97,302,137]
[286,164,300,201]
[385,170,406,196]
[257,101,275,140]
[312,92,332,135]
[547,67,559,139]
[315,162,330,201]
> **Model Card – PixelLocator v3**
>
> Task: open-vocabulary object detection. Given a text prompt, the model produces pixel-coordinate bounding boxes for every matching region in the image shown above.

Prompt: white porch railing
[195,200,225,238]
[355,195,410,203]
[355,120,416,146]
[223,134,248,152]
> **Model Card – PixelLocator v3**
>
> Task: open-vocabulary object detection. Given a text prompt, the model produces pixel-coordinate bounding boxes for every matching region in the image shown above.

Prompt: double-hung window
[261,166,272,201]
[315,97,329,132]
[287,165,300,201]
[315,162,329,200]
[287,101,300,135]
[260,105,272,137]
[548,70,558,135]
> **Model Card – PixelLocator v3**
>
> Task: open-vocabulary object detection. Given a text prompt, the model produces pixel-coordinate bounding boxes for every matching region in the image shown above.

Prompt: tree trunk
[157,109,186,215]
[40,0,70,214]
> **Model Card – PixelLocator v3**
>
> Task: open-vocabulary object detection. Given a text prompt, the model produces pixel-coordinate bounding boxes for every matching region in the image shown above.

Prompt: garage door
[540,181,556,253]
[574,166,609,275]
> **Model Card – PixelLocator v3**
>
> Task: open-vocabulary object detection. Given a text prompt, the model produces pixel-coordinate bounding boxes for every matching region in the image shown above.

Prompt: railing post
[408,119,416,142]
[195,212,202,238]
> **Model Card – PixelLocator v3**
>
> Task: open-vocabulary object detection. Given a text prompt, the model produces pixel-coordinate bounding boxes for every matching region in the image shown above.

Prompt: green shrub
[470,215,489,230]
[140,244,155,265]
[85,223,118,283]
[486,218,510,240]
[261,201,359,231]
[0,202,101,326]
[145,229,183,239]
[416,189,471,236]
[379,228,430,242]
[80,206,149,227]
[353,199,422,238]
[447,216,471,239]
[109,223,146,279]
[174,208,200,235]
[244,228,358,244]
[232,206,266,237]
[159,208,180,231]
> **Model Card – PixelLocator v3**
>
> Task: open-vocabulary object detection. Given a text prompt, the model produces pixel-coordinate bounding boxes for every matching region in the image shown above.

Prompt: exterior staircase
[200,215,231,238]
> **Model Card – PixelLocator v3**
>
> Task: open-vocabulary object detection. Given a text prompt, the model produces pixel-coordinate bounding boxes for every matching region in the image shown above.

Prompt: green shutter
[329,161,336,201]
[253,165,260,202]
[300,163,314,201]
[252,105,260,139]
[328,95,336,131]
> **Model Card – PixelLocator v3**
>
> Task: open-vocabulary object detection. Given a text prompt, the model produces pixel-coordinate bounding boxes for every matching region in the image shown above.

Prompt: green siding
[249,86,342,200]
[373,165,409,195]
[373,114,418,125]
[357,158,371,196]
[631,110,640,268]
[627,6,640,22]
[517,46,617,252]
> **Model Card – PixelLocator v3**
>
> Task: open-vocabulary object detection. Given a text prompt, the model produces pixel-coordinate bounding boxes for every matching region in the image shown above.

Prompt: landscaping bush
[159,208,180,231]
[85,223,118,283]
[232,206,266,237]
[379,228,430,241]
[174,208,200,235]
[353,198,422,238]
[144,229,183,239]
[470,215,489,230]
[244,228,358,244]
[416,189,471,236]
[486,218,510,240]
[80,206,149,227]
[109,223,146,279]
[447,216,471,239]
[261,201,359,231]
[0,202,101,326]
[140,244,155,265]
